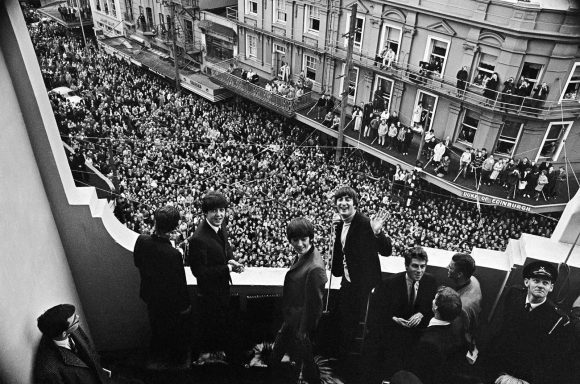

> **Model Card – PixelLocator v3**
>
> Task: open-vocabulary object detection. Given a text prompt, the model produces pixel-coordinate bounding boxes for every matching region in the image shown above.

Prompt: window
[520,62,544,88]
[536,122,573,161]
[110,0,116,17]
[495,121,523,157]
[273,0,287,23]
[166,15,172,36]
[341,64,359,102]
[185,19,194,43]
[373,75,394,112]
[305,5,320,33]
[415,90,438,132]
[246,0,258,15]
[146,7,153,31]
[159,13,165,32]
[560,62,580,103]
[246,34,258,59]
[424,36,449,77]
[473,53,497,88]
[377,24,401,59]
[273,43,287,77]
[303,54,317,81]
[458,110,480,145]
[344,15,365,51]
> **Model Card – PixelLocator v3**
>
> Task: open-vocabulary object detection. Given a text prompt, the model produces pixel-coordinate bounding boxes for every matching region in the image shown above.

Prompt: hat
[523,260,558,283]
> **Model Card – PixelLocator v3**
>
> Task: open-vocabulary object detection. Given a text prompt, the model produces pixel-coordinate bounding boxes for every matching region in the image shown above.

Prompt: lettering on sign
[461,191,531,212]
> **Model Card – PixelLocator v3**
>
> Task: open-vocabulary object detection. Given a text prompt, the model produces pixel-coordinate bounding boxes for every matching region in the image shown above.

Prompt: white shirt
[428,318,451,327]
[206,219,220,234]
[341,212,356,282]
[53,337,72,350]
[525,296,547,311]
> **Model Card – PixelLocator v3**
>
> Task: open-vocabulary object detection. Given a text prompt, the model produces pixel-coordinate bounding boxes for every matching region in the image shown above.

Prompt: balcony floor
[294,106,577,213]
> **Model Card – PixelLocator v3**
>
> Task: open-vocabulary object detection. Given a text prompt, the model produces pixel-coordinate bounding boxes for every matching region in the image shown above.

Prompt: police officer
[486,260,567,384]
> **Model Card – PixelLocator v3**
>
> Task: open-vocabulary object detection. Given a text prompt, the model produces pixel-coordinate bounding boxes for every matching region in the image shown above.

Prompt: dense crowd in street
[29,22,558,267]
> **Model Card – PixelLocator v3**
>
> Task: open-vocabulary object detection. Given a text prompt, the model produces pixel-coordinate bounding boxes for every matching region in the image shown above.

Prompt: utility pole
[335,3,357,162]
[76,0,88,52]
[169,1,180,92]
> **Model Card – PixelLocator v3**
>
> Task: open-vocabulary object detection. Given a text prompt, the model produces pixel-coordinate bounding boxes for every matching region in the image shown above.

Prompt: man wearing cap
[34,304,110,384]
[486,260,566,384]
[187,191,244,365]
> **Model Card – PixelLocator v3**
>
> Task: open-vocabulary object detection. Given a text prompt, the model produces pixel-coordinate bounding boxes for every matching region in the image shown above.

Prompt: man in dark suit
[486,260,569,384]
[271,218,328,383]
[331,186,392,356]
[408,286,463,384]
[134,205,191,369]
[34,304,110,384]
[363,246,437,383]
[187,191,244,365]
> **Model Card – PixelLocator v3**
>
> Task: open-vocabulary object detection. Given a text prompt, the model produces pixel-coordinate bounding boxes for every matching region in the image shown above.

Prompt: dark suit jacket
[134,233,189,312]
[367,272,437,341]
[488,286,565,384]
[332,211,392,296]
[281,247,328,334]
[34,328,108,384]
[187,219,233,296]
[409,324,463,384]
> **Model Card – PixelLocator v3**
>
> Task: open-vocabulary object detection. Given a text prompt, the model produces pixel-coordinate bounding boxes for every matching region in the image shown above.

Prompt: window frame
[373,75,394,113]
[273,0,287,24]
[304,5,321,34]
[340,63,359,103]
[494,121,523,158]
[414,90,439,133]
[423,36,450,78]
[303,53,318,81]
[559,62,580,104]
[472,52,497,88]
[246,34,258,60]
[457,109,480,146]
[535,121,573,162]
[344,14,365,52]
[519,62,544,89]
[246,0,259,15]
[377,23,402,61]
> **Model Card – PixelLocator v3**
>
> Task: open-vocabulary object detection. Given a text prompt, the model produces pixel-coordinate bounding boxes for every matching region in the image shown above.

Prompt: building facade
[232,0,580,170]
[91,0,124,37]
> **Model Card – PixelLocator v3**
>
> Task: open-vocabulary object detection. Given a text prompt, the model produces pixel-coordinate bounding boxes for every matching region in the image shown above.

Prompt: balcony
[208,58,316,117]
[325,41,580,121]
[226,6,238,22]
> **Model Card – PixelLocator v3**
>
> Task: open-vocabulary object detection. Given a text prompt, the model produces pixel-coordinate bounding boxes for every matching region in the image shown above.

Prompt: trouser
[197,293,231,354]
[271,323,320,383]
[338,280,367,354]
[147,305,190,362]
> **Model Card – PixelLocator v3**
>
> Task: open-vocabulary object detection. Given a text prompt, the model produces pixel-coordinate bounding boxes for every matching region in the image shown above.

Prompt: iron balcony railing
[226,6,238,21]
[324,40,580,119]
[208,58,316,117]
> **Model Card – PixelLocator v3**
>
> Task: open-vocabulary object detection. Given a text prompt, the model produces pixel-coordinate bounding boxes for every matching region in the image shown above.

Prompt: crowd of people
[29,22,559,270]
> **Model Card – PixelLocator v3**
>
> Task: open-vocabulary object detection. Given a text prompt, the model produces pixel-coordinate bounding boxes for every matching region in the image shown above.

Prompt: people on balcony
[501,77,516,112]
[380,47,396,70]
[352,106,363,132]
[483,72,499,106]
[280,61,290,83]
[456,66,468,97]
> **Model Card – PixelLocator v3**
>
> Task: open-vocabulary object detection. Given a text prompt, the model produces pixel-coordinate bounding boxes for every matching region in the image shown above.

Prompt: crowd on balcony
[29,22,560,270]
[57,3,91,22]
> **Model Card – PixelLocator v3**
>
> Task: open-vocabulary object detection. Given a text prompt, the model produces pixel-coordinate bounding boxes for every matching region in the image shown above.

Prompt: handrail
[209,58,315,114]
[323,39,580,117]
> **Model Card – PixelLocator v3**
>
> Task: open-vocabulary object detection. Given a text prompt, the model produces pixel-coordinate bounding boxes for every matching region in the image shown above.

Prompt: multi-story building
[91,0,124,37]
[227,0,580,177]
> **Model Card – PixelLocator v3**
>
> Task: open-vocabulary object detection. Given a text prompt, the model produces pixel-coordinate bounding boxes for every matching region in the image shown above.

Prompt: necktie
[69,336,78,354]
[218,228,225,242]
[409,281,416,307]
[525,303,532,312]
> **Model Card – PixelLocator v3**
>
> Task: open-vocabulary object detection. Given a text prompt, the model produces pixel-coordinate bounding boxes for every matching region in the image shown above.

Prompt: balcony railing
[226,6,238,21]
[324,40,580,119]
[209,58,316,117]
